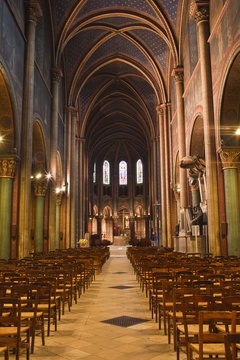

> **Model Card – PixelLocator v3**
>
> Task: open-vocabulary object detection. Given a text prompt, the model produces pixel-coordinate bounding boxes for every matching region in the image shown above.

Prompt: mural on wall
[211,0,240,92]
[184,66,202,150]
[1,2,24,113]
[33,68,51,141]
[35,0,52,89]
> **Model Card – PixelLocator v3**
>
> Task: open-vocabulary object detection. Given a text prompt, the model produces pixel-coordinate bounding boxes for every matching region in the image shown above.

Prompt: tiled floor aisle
[31,248,176,360]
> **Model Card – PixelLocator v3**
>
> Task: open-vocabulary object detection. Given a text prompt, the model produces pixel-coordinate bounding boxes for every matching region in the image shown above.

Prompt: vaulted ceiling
[49,0,182,163]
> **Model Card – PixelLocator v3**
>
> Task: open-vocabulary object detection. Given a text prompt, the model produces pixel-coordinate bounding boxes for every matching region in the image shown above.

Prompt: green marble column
[0,157,17,259]
[33,177,48,253]
[219,147,240,256]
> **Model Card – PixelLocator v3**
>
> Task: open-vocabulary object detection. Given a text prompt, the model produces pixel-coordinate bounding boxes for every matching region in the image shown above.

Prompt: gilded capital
[156,104,167,115]
[172,67,184,83]
[33,177,48,196]
[0,156,18,178]
[218,147,240,170]
[194,1,209,24]
[52,68,63,83]
[56,192,63,206]
[25,1,43,23]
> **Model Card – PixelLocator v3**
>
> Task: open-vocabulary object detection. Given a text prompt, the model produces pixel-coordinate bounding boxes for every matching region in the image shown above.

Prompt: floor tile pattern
[109,285,135,289]
[29,247,177,360]
[101,315,149,327]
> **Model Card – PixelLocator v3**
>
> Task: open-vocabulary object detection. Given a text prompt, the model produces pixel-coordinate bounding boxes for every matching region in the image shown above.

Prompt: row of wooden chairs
[128,248,240,360]
[0,247,109,359]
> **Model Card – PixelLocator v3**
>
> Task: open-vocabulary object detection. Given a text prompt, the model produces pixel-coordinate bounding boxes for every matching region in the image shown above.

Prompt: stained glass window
[103,160,110,185]
[136,159,143,184]
[119,161,127,185]
[93,162,96,183]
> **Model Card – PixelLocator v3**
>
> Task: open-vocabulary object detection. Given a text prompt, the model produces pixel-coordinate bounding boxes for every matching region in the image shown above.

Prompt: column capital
[171,66,184,83]
[66,106,78,114]
[0,155,18,178]
[156,103,167,114]
[32,177,48,196]
[52,68,63,83]
[218,147,240,170]
[56,191,63,206]
[193,1,209,24]
[25,1,42,24]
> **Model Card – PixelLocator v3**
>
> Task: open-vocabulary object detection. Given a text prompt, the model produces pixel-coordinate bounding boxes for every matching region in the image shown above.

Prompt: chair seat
[216,324,240,333]
[189,343,226,355]
[0,326,29,336]
[177,324,209,334]
[38,304,56,309]
[21,312,43,319]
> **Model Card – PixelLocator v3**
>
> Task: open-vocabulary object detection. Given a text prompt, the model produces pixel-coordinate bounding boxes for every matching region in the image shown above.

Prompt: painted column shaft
[173,70,188,209]
[34,196,44,252]
[56,204,61,249]
[18,3,42,258]
[158,107,167,247]
[0,178,13,259]
[164,105,172,247]
[65,110,72,248]
[70,111,77,247]
[48,69,62,251]
[195,4,220,255]
[223,169,240,255]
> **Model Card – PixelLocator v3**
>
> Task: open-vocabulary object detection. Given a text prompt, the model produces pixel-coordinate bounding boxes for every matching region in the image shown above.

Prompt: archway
[0,68,17,259]
[218,52,240,255]
[102,206,113,243]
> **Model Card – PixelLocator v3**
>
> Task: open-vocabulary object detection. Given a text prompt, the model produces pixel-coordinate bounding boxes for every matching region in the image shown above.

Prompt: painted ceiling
[50,0,182,160]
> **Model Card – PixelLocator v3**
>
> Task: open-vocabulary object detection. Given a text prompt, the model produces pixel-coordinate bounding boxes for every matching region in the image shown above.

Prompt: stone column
[56,191,63,249]
[151,138,158,235]
[48,68,62,251]
[79,137,86,240]
[65,108,72,248]
[165,104,172,247]
[18,2,42,258]
[32,177,48,253]
[218,147,240,256]
[70,109,77,248]
[194,1,220,255]
[97,216,102,238]
[129,217,135,241]
[172,67,188,210]
[0,156,18,259]
[156,105,167,247]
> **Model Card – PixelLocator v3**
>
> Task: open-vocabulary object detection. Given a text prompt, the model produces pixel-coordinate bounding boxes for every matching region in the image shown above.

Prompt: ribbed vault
[49,0,181,169]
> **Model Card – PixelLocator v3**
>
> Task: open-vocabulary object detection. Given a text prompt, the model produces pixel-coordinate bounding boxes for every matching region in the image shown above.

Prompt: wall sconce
[0,135,3,142]
[176,184,181,192]
[235,128,240,135]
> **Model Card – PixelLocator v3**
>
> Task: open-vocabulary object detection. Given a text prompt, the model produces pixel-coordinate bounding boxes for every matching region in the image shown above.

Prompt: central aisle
[32,250,176,360]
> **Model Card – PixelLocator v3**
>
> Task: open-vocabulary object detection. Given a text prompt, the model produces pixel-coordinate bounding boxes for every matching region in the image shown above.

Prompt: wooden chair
[187,311,237,360]
[0,298,30,360]
[224,333,240,360]
[0,346,8,360]
[176,294,214,360]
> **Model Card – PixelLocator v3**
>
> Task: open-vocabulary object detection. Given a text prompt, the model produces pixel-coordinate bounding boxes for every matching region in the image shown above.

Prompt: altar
[113,236,128,246]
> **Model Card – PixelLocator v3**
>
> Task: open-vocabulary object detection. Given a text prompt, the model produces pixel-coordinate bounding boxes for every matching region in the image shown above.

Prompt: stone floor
[30,246,177,360]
